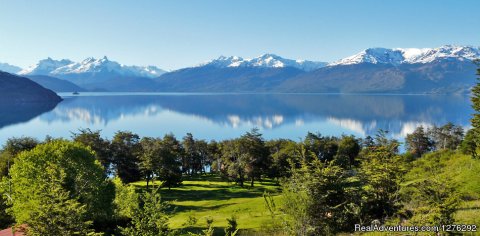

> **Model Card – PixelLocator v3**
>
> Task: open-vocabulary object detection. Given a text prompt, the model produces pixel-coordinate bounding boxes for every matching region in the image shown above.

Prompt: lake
[0,93,473,145]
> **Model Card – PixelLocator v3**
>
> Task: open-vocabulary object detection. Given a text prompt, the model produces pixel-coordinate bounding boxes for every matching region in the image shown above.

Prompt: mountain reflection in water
[0,93,472,143]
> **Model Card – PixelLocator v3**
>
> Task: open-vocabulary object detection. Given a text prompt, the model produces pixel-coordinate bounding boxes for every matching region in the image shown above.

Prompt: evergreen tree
[469,59,480,158]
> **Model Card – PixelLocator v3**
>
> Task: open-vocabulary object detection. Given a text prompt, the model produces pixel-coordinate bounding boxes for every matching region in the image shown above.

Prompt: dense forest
[0,63,479,235]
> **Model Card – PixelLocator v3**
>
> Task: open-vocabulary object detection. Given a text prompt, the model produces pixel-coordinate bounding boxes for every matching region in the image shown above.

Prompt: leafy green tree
[303,132,339,162]
[195,139,211,174]
[266,139,300,179]
[113,177,139,220]
[282,160,360,235]
[220,140,246,187]
[207,140,221,173]
[139,137,161,188]
[72,128,112,174]
[359,146,405,223]
[0,137,39,177]
[181,133,196,175]
[374,129,399,153]
[23,165,93,235]
[219,129,270,187]
[403,178,459,226]
[181,133,207,175]
[0,137,38,228]
[337,135,360,168]
[120,188,172,236]
[428,123,464,151]
[111,131,142,183]
[405,126,433,157]
[238,129,270,187]
[6,140,115,226]
[157,134,183,189]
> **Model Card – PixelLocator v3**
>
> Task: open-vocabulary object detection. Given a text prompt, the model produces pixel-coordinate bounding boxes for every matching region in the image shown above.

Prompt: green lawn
[133,175,282,235]
[455,200,480,226]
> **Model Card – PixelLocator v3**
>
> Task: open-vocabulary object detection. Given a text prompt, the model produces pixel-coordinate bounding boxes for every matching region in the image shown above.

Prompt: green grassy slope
[133,175,282,234]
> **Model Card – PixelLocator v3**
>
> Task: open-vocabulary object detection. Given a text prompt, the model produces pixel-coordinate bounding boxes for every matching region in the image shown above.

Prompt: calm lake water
[0,93,473,145]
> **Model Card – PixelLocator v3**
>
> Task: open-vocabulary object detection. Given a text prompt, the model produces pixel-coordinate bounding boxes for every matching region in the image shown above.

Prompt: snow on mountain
[0,62,22,74]
[199,54,327,71]
[20,56,166,78]
[329,45,480,66]
[19,57,74,75]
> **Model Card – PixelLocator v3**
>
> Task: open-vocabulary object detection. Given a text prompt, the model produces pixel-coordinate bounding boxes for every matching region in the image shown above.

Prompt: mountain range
[2,45,479,94]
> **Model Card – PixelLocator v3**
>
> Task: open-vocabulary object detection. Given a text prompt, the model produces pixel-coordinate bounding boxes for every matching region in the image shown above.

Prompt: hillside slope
[0,71,62,103]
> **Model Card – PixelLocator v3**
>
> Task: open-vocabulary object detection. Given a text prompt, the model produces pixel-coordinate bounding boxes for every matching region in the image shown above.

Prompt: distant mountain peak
[199,54,327,71]
[19,58,74,75]
[329,45,480,66]
[0,62,22,74]
[20,57,166,78]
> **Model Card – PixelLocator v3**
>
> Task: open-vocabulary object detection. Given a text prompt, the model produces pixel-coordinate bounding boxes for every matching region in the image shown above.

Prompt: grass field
[455,200,480,226]
[133,175,283,235]
[131,169,480,235]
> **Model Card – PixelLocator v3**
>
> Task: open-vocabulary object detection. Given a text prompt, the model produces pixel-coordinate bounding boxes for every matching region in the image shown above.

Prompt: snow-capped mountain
[329,45,480,66]
[199,54,327,72]
[20,56,166,78]
[0,62,22,74]
[19,58,74,75]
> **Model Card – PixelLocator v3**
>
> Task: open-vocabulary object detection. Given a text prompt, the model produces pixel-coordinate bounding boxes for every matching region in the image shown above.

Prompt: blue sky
[0,0,479,70]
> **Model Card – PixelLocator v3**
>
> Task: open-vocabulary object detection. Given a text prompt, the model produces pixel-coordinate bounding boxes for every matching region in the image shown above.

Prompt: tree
[72,128,112,174]
[24,165,93,235]
[182,133,202,175]
[113,178,139,220]
[157,134,183,189]
[111,131,142,183]
[139,137,162,189]
[303,132,339,163]
[337,135,360,168]
[405,126,433,158]
[266,139,300,180]
[207,140,221,173]
[195,140,211,174]
[359,146,405,223]
[0,137,39,228]
[403,178,459,226]
[470,59,480,157]
[460,129,477,159]
[0,137,39,177]
[281,160,360,235]
[5,140,114,231]
[374,129,399,153]
[238,129,270,187]
[428,123,464,151]
[120,188,172,236]
[220,140,246,187]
